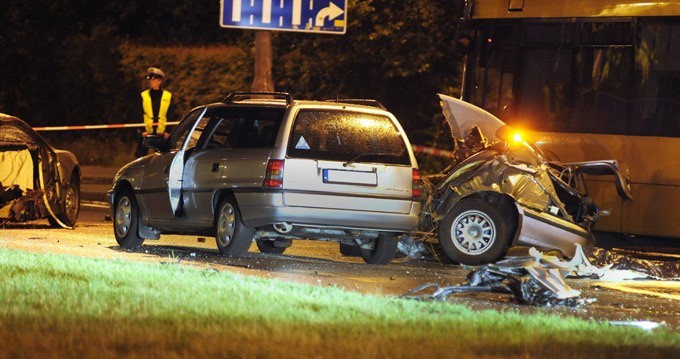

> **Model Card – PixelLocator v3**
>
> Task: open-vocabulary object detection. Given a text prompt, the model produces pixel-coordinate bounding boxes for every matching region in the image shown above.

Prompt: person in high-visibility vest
[135,67,173,158]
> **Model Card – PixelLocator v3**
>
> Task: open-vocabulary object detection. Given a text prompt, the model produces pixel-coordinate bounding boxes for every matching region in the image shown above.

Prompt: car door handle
[212,163,219,172]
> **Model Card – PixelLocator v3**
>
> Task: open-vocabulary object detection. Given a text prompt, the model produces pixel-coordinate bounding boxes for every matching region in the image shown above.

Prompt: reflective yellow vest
[141,89,172,134]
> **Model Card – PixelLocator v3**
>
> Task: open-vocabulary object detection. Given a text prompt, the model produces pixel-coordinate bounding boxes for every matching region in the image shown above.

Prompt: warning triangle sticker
[295,136,310,149]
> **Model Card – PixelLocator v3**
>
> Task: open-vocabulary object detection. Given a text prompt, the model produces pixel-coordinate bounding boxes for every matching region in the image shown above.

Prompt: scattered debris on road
[401,255,588,307]
[402,244,679,307]
[530,244,680,281]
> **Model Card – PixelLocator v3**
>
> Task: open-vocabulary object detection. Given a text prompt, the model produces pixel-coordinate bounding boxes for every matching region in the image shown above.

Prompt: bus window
[471,24,517,119]
[630,20,680,137]
[465,18,680,137]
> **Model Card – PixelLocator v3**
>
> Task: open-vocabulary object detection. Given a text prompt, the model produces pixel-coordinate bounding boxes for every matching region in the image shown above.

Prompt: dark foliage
[0,0,463,152]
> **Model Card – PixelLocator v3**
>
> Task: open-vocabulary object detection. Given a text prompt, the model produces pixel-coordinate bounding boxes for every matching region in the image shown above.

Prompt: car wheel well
[461,191,519,240]
[113,181,134,199]
[213,190,237,216]
[70,167,81,188]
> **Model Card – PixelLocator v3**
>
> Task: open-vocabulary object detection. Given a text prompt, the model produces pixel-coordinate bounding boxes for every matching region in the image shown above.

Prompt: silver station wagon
[109,92,422,264]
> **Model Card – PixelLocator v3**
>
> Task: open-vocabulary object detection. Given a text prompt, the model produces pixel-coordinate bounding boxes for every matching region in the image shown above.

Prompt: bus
[455,0,680,240]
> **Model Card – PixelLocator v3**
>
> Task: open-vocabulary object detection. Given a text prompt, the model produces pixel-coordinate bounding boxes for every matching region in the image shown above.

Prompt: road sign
[220,0,347,34]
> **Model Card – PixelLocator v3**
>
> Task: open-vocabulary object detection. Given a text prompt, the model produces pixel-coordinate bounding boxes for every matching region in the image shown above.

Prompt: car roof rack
[223,91,294,106]
[325,98,387,110]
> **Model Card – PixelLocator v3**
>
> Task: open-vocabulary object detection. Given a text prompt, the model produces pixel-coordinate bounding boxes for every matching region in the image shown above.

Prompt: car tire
[339,243,362,257]
[48,181,80,228]
[256,239,287,254]
[215,197,254,256]
[113,187,145,248]
[438,198,512,265]
[360,233,398,265]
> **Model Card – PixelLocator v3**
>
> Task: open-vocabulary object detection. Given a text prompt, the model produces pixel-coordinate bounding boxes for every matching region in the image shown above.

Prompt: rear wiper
[343,152,393,167]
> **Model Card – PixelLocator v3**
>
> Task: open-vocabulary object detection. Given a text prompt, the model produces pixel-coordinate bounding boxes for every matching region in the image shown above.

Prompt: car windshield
[287,109,410,165]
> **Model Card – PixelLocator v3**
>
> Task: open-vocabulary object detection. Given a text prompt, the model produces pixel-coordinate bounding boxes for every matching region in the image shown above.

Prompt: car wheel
[360,233,398,265]
[438,198,512,265]
[113,187,145,248]
[215,197,254,256]
[48,182,80,228]
[256,239,287,254]
[339,243,362,257]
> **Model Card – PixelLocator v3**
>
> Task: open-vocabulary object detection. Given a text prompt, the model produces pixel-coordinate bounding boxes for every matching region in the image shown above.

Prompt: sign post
[252,31,274,91]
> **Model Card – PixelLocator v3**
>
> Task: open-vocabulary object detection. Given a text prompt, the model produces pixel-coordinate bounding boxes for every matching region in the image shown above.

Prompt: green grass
[1,248,678,358]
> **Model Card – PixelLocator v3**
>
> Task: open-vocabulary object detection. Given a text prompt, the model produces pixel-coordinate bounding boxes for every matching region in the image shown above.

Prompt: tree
[0,0,465,148]
[272,0,464,144]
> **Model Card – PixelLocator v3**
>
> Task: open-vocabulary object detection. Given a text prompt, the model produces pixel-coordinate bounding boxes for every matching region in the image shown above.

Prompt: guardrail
[34,122,454,158]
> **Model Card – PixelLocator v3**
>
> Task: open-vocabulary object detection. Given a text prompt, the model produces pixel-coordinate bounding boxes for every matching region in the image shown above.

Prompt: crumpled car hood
[436,93,632,201]
[438,93,506,144]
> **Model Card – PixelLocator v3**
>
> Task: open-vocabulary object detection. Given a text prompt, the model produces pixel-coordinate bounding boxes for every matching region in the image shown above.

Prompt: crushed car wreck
[418,95,633,265]
[0,114,81,228]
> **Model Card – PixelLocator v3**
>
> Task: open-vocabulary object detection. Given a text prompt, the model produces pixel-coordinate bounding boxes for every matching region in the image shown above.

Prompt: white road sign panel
[220,0,347,34]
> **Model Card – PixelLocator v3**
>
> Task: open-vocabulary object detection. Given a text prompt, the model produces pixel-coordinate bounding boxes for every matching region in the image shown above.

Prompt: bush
[44,131,138,167]
[119,43,251,119]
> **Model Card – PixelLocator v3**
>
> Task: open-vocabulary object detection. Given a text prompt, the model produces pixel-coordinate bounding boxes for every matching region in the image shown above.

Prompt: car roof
[217,92,390,113]
[0,114,34,130]
[0,114,47,147]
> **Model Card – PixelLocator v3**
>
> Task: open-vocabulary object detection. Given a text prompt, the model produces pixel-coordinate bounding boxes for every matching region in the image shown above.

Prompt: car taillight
[412,168,422,200]
[262,159,285,188]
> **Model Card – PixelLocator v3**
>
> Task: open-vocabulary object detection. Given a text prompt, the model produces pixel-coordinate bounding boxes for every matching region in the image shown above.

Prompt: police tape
[411,145,454,157]
[32,122,453,157]
[32,122,181,132]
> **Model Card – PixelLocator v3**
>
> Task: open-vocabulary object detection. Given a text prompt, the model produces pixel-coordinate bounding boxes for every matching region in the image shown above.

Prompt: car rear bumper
[236,191,421,232]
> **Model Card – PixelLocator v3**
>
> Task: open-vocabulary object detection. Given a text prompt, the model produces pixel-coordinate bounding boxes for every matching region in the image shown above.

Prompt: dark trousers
[135,131,149,158]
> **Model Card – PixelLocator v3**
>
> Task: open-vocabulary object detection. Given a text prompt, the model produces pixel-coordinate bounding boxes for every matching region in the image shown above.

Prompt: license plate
[323,169,377,186]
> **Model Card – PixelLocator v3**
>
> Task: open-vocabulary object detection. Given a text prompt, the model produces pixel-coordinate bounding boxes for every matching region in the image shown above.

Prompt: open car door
[550,160,633,201]
[168,107,208,216]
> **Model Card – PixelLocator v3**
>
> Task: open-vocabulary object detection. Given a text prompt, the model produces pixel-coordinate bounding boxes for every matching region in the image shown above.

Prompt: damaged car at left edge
[417,95,633,266]
[0,114,80,228]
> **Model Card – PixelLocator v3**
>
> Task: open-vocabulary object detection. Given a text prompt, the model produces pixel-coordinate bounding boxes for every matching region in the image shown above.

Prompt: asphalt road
[2,165,679,330]
[2,199,679,331]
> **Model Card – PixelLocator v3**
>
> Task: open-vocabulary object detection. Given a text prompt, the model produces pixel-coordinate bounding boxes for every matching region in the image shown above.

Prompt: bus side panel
[472,0,680,19]
[534,132,680,239]
[623,184,680,238]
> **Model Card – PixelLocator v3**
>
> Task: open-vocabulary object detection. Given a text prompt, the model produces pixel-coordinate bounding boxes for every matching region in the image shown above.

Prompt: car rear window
[287,109,411,165]
[203,107,284,149]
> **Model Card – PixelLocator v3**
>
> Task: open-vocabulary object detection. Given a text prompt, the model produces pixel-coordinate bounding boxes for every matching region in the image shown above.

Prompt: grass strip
[0,247,678,358]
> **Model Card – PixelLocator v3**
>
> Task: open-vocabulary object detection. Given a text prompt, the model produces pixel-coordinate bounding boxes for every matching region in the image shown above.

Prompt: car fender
[54,149,80,185]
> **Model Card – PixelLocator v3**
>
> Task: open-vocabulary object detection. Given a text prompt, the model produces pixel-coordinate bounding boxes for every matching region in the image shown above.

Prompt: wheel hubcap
[217,203,236,247]
[450,210,496,255]
[64,186,78,221]
[115,196,132,238]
